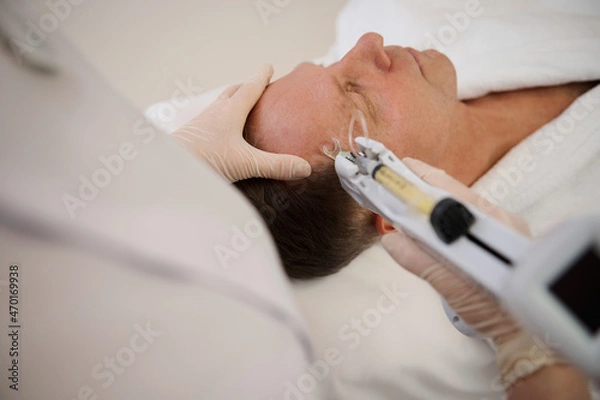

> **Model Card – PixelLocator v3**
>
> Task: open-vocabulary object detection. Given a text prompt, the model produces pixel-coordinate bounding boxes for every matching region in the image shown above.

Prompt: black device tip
[430,198,475,244]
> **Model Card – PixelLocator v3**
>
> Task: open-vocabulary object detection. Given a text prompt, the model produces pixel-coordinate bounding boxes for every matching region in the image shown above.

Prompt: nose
[341,32,391,72]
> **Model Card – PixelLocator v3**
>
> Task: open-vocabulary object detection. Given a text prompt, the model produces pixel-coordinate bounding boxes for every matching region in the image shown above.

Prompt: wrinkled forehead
[246,65,354,165]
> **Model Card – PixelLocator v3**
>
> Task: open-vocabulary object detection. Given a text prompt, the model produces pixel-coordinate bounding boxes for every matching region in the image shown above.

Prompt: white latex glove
[172,64,312,182]
[381,157,529,345]
[380,158,565,389]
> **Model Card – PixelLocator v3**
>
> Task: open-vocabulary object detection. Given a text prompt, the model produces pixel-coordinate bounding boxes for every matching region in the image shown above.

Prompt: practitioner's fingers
[230,64,273,114]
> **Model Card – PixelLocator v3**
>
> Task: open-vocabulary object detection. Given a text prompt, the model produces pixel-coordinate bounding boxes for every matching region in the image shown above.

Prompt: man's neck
[440,81,597,185]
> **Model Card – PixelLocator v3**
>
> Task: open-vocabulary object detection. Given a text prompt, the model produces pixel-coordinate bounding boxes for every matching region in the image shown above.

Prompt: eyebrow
[330,75,347,99]
[298,61,376,121]
[297,61,346,100]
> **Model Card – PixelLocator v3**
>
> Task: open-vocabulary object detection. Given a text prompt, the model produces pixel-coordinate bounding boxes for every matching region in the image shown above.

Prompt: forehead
[248,64,354,164]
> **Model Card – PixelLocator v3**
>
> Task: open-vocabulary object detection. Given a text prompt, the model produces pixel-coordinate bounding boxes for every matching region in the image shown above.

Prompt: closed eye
[346,83,377,122]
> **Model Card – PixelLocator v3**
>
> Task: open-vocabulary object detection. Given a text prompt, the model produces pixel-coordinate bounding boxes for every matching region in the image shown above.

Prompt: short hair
[234,160,380,279]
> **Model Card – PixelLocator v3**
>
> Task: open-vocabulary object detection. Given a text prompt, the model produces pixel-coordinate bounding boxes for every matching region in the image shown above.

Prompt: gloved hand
[172,64,312,183]
[381,158,564,389]
[381,157,528,345]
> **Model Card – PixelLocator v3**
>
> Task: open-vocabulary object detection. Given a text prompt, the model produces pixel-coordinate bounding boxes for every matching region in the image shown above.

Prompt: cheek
[377,91,451,165]
[422,51,457,98]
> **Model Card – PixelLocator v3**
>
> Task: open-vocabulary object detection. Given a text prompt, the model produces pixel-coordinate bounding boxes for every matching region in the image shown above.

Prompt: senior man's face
[247,32,458,167]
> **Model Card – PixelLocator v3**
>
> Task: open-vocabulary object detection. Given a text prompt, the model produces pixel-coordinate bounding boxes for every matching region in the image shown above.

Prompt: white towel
[472,85,600,236]
[330,0,600,100]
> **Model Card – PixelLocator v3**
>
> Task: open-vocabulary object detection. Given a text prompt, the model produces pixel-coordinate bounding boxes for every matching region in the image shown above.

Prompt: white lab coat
[0,12,316,400]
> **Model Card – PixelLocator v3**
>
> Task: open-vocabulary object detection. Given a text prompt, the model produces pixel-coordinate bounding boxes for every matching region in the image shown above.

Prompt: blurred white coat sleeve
[0,9,316,399]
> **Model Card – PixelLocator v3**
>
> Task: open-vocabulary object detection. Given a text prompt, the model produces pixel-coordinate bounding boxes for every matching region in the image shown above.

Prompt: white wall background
[35,0,347,109]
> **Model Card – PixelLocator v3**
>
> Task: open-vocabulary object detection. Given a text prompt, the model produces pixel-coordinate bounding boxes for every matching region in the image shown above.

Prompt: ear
[374,214,396,234]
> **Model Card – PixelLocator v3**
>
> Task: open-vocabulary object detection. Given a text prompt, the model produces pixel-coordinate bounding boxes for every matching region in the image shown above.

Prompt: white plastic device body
[504,217,600,379]
[335,137,530,297]
[335,137,600,379]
